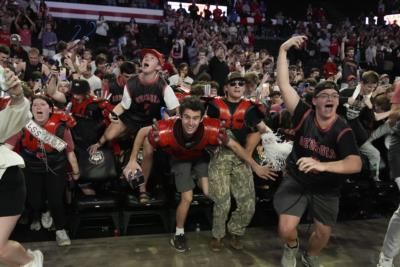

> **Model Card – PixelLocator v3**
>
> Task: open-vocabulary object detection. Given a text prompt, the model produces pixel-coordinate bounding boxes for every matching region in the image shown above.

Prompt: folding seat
[70,147,121,237]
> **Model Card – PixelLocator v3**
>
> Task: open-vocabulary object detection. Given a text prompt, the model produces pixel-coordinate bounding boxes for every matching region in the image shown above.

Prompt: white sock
[379,252,393,266]
[175,227,184,236]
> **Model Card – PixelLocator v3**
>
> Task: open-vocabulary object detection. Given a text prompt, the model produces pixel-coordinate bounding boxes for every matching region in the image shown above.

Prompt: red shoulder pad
[51,111,77,128]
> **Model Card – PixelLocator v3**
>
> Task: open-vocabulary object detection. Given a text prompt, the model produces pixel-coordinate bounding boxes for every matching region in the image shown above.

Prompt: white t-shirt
[81,75,102,93]
[365,46,376,64]
[168,74,194,87]
[0,98,31,179]
[317,38,331,53]
[96,21,109,37]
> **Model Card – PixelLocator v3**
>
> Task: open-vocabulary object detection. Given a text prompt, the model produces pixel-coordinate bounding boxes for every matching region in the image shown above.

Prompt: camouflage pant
[208,147,255,239]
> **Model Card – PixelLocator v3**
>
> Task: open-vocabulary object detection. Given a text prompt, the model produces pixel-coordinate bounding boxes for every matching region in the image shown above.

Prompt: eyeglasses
[229,81,245,87]
[316,93,340,100]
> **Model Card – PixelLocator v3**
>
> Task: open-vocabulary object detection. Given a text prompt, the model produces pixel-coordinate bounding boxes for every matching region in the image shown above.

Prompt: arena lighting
[384,14,400,25]
[36,1,163,24]
[167,1,227,17]
[365,14,400,25]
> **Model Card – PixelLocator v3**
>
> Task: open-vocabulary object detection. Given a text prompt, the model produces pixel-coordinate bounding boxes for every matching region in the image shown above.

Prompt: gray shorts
[273,175,339,226]
[170,158,208,193]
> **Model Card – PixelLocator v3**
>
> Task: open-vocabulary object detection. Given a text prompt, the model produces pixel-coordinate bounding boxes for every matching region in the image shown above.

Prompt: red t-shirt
[0,30,11,47]
[213,8,222,21]
[329,41,340,57]
[18,29,32,46]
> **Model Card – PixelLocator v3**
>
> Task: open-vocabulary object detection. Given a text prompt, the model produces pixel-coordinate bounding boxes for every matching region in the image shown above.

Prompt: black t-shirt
[286,100,360,195]
[72,102,105,148]
[208,57,230,96]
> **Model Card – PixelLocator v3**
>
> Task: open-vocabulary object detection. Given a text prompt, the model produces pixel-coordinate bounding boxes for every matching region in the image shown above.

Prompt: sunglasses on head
[229,80,245,87]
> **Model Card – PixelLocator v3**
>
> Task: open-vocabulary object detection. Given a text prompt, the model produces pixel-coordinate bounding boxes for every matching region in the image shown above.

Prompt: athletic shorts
[170,158,208,193]
[273,174,339,226]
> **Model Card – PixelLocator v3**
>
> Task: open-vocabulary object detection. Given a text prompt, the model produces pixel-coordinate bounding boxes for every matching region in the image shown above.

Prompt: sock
[379,252,393,262]
[175,227,184,236]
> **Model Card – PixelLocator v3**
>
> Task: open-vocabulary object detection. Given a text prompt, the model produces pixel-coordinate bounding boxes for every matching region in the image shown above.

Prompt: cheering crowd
[0,0,400,267]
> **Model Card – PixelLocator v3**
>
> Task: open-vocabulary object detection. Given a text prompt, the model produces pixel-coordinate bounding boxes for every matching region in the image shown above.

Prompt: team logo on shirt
[89,151,105,165]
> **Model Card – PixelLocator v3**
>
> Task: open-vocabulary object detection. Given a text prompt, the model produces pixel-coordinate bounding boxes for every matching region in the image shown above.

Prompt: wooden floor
[5,218,400,267]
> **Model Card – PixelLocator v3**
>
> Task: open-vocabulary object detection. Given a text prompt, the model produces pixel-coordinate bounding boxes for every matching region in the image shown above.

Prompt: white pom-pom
[260,132,293,171]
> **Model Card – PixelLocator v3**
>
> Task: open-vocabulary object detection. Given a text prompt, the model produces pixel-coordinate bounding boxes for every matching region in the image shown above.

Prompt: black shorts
[0,166,26,216]
[273,175,339,226]
[170,158,208,193]
[118,113,150,138]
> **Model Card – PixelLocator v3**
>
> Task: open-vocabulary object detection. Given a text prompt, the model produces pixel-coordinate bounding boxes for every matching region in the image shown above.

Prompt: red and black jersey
[286,100,360,195]
[106,77,124,106]
[125,75,166,125]
[119,75,168,137]
[148,117,222,161]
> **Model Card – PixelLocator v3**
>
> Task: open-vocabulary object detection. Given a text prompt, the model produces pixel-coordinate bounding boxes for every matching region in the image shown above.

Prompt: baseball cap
[313,80,339,97]
[10,34,21,44]
[325,70,336,78]
[70,79,90,95]
[225,72,246,84]
[141,48,164,65]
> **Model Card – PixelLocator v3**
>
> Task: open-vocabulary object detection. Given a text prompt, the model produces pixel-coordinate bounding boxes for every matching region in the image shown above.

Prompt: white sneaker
[41,211,53,229]
[56,229,71,246]
[377,252,394,267]
[23,249,43,267]
[30,221,41,231]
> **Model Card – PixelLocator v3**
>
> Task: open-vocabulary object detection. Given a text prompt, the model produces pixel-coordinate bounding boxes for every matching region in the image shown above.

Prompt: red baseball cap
[141,48,165,65]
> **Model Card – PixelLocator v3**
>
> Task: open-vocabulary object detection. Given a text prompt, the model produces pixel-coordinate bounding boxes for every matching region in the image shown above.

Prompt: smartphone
[0,65,9,92]
[59,67,67,81]
[128,169,145,189]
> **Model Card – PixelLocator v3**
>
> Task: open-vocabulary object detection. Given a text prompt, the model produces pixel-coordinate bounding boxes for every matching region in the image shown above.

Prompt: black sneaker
[170,234,189,252]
